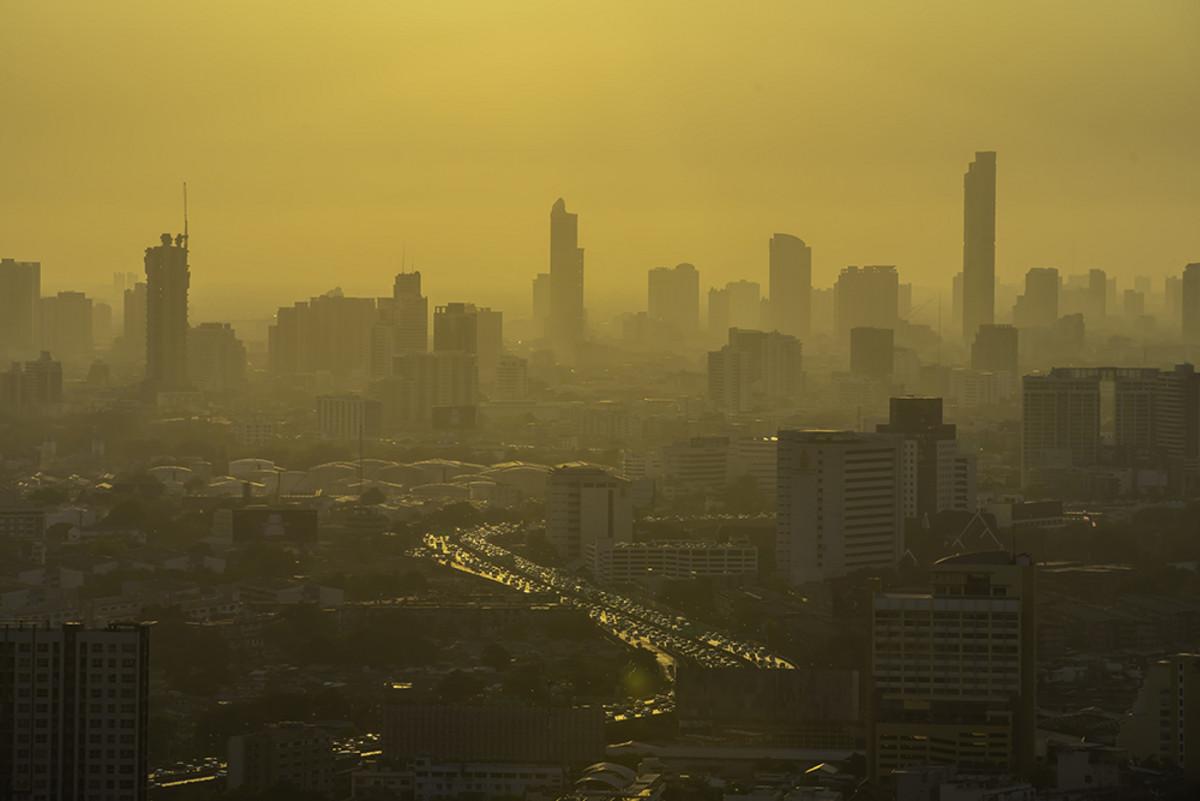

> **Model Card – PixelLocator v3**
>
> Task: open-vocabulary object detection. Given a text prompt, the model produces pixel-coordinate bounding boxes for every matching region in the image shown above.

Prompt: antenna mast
[182,182,189,250]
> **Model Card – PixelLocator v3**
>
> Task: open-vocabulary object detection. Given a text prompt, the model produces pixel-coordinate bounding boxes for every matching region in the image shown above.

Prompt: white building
[776,430,904,584]
[546,464,633,559]
[586,540,758,583]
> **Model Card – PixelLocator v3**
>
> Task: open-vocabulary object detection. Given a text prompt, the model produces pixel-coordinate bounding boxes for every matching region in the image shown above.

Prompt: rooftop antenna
[182,182,189,250]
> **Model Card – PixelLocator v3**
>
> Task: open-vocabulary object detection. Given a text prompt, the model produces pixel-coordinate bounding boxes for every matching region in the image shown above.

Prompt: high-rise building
[269,291,376,376]
[776,430,904,585]
[92,301,114,350]
[546,463,633,559]
[0,351,64,413]
[548,198,585,353]
[1165,275,1183,331]
[971,324,1019,382]
[0,622,150,801]
[725,280,761,330]
[39,291,94,359]
[373,272,429,378]
[1087,268,1107,323]
[188,322,247,393]
[1123,288,1145,318]
[531,273,551,336]
[0,258,41,359]
[647,263,700,336]
[1013,268,1058,329]
[144,232,190,391]
[316,394,383,440]
[849,327,894,379]
[433,302,502,382]
[708,286,730,342]
[835,266,899,338]
[876,396,972,520]
[768,234,812,337]
[1182,264,1200,343]
[708,329,803,413]
[228,722,334,796]
[492,354,529,401]
[871,552,1037,780]
[371,351,479,432]
[120,282,147,364]
[1021,370,1101,483]
[962,151,997,342]
[1119,653,1200,781]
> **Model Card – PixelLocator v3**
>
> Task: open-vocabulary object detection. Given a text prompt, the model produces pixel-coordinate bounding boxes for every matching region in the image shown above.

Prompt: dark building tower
[962,151,997,342]
[0,259,41,359]
[877,396,958,521]
[850,326,894,379]
[769,234,812,338]
[391,271,429,352]
[1183,263,1200,344]
[548,198,585,353]
[647,263,700,336]
[144,232,190,391]
[971,323,1019,378]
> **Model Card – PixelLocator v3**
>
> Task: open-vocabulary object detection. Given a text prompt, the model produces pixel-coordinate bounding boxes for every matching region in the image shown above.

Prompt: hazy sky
[3,1,1198,320]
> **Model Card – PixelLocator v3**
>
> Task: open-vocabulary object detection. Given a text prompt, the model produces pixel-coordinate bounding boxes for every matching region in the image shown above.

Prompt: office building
[188,322,247,393]
[372,351,479,432]
[647,263,700,337]
[531,272,551,336]
[872,552,1037,780]
[316,394,382,441]
[372,271,429,378]
[708,328,803,412]
[119,282,147,364]
[1087,268,1107,322]
[768,234,812,337]
[1123,289,1145,318]
[492,354,529,401]
[1021,370,1101,482]
[776,430,904,585]
[144,232,190,391]
[660,436,731,497]
[835,266,899,338]
[877,396,973,520]
[1013,268,1058,329]
[962,151,997,342]
[548,198,585,352]
[707,286,730,342]
[0,259,41,359]
[1183,264,1200,343]
[850,327,894,379]
[92,301,113,350]
[546,463,632,559]
[40,291,94,359]
[1166,275,1183,330]
[0,622,150,801]
[1,352,64,413]
[1119,653,1200,780]
[227,722,334,796]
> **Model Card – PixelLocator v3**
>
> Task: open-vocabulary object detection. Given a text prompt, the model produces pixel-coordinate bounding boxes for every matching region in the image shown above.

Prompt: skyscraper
[962,151,997,342]
[120,281,147,365]
[1014,267,1059,329]
[531,272,551,335]
[647,263,700,336]
[835,266,899,338]
[768,234,812,337]
[776,430,904,584]
[1182,263,1200,343]
[39,291,94,359]
[0,259,41,359]
[548,198,585,352]
[971,324,1019,380]
[144,232,190,391]
[390,271,428,352]
[0,622,151,801]
[876,396,972,520]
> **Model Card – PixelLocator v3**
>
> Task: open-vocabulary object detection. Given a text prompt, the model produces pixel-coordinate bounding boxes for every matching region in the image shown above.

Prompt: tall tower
[768,234,812,337]
[144,231,190,391]
[962,151,997,342]
[548,198,585,353]
[1182,263,1200,343]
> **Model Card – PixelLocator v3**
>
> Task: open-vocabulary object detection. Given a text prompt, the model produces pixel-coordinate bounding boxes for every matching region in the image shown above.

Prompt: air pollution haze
[3,1,1198,319]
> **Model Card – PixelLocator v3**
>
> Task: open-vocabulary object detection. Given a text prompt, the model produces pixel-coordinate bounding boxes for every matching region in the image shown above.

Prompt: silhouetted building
[877,396,973,520]
[1183,263,1200,343]
[1123,288,1145,318]
[120,281,147,364]
[546,463,632,559]
[492,354,529,401]
[836,266,899,338]
[871,552,1037,780]
[548,198,585,353]
[776,430,903,584]
[647,263,699,336]
[971,324,1018,385]
[0,351,63,413]
[188,322,247,393]
[768,234,812,337]
[269,290,376,376]
[1119,653,1200,781]
[92,301,113,350]
[372,351,479,432]
[708,328,803,413]
[228,722,334,796]
[850,326,894,379]
[39,291,93,359]
[0,622,150,801]
[962,151,997,341]
[531,272,551,336]
[1013,267,1058,328]
[372,271,429,378]
[0,258,41,359]
[144,232,190,391]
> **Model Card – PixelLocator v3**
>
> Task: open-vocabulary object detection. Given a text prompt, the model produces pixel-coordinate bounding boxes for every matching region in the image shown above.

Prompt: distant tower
[548,198,585,353]
[144,229,190,391]
[768,234,812,337]
[962,151,997,342]
[1183,263,1200,343]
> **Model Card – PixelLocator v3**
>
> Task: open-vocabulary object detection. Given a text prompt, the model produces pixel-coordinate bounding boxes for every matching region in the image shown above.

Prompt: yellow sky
[2,1,1198,319]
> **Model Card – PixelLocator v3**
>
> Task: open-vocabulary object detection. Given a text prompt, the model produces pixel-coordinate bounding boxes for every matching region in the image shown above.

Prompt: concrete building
[0,622,150,801]
[546,463,633,559]
[962,151,997,342]
[1183,263,1200,344]
[316,394,382,441]
[1012,268,1058,329]
[119,281,146,365]
[532,272,552,337]
[648,263,699,337]
[227,722,334,796]
[549,198,586,355]
[835,266,899,338]
[39,291,93,359]
[1,351,64,413]
[586,540,757,584]
[268,291,376,376]
[971,324,1019,395]
[372,271,429,378]
[1118,653,1200,780]
[187,322,246,393]
[877,396,974,520]
[708,328,803,412]
[144,232,190,391]
[768,234,812,337]
[776,430,904,585]
[871,552,1037,780]
[850,327,894,379]
[0,258,41,359]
